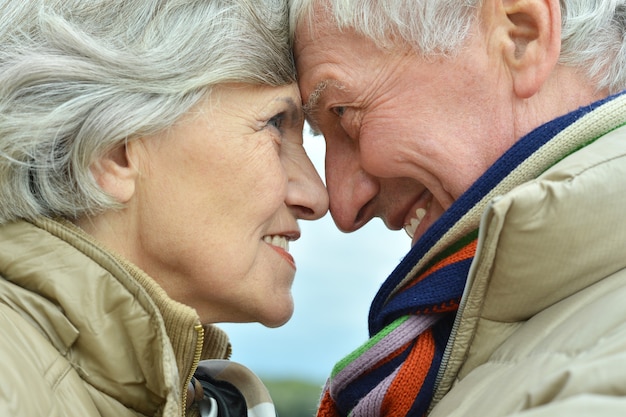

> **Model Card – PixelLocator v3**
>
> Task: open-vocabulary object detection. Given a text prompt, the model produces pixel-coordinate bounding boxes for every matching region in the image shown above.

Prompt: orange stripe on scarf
[380,329,435,417]
[368,339,413,374]
[318,390,341,417]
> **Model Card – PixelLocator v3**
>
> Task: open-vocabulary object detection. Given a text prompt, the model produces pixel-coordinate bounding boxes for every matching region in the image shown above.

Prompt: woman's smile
[263,234,297,269]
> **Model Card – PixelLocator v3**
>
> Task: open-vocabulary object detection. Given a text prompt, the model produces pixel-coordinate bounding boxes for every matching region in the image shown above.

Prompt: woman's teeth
[403,208,426,239]
[263,235,289,251]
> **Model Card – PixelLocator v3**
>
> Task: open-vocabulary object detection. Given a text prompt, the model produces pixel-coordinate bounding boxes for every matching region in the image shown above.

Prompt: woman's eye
[267,112,285,130]
[331,106,346,117]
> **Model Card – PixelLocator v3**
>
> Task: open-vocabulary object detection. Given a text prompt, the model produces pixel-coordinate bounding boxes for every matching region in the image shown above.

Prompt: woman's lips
[263,235,296,269]
[269,244,295,269]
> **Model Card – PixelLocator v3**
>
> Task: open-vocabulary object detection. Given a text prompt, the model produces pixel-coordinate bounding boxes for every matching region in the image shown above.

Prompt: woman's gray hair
[289,0,626,93]
[0,0,295,224]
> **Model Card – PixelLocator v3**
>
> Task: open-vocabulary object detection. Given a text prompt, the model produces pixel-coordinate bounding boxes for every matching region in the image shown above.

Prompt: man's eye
[331,106,346,117]
[268,112,285,130]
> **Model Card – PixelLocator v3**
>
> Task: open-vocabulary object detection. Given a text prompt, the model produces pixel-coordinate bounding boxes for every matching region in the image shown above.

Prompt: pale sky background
[220,128,410,384]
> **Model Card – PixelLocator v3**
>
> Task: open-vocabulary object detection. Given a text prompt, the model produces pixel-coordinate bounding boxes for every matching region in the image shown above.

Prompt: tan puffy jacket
[0,218,231,416]
[429,101,626,415]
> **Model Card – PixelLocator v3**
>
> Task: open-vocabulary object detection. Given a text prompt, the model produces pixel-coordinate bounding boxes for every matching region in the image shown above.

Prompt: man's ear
[498,0,561,98]
[90,141,138,204]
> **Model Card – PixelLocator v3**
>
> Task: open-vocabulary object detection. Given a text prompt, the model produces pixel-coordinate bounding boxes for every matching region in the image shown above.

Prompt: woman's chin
[260,298,294,328]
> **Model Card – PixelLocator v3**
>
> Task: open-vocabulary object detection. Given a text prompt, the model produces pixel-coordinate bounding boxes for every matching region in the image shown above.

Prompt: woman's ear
[494,0,561,98]
[90,141,137,204]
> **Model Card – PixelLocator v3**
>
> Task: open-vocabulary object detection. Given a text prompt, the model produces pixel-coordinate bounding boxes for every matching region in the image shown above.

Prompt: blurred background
[220,127,409,416]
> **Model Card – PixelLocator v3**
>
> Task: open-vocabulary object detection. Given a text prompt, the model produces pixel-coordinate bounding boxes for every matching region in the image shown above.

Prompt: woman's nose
[286,151,329,221]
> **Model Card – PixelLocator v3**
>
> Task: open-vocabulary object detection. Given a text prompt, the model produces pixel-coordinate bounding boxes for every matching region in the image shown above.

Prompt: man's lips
[403,207,426,239]
[402,191,434,245]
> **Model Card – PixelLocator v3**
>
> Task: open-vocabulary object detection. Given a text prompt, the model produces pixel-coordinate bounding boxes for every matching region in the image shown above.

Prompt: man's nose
[325,143,379,232]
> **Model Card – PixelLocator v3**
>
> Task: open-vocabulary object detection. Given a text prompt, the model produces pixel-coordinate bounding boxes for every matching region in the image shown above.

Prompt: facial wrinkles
[343,59,412,156]
[307,62,391,137]
[297,28,382,133]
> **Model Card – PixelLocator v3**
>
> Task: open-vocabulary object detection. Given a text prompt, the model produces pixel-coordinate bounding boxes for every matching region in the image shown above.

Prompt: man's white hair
[290,0,626,93]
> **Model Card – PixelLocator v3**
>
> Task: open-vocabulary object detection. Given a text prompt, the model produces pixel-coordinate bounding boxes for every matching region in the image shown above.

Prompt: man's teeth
[263,235,289,251]
[403,208,426,239]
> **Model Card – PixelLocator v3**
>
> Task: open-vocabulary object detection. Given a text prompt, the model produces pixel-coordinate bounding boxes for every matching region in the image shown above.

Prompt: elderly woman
[0,1,328,416]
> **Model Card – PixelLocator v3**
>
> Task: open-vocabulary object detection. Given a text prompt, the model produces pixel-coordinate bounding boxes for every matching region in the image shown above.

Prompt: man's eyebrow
[302,80,346,135]
[302,80,330,117]
[303,79,347,114]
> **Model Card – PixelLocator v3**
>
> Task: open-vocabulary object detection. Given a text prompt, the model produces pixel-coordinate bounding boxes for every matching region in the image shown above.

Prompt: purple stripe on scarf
[330,315,440,395]
[351,367,399,417]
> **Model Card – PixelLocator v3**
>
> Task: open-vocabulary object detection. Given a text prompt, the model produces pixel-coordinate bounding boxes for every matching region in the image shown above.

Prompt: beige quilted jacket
[429,101,626,416]
[0,218,231,416]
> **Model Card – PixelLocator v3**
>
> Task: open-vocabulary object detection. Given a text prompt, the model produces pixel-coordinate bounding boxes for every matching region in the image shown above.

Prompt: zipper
[430,197,499,409]
[181,323,205,416]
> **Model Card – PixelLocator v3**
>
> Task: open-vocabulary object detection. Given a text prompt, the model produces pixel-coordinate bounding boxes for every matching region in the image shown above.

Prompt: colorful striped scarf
[316,91,626,417]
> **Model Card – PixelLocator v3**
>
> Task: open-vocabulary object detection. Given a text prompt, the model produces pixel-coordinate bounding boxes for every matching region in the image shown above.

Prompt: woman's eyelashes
[267,111,286,131]
[265,111,288,148]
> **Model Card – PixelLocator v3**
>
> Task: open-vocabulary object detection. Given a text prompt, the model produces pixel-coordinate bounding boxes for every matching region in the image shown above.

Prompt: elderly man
[290,0,626,416]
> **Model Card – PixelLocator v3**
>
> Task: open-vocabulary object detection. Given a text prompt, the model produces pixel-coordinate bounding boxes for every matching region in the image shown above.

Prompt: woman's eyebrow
[277,96,304,124]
